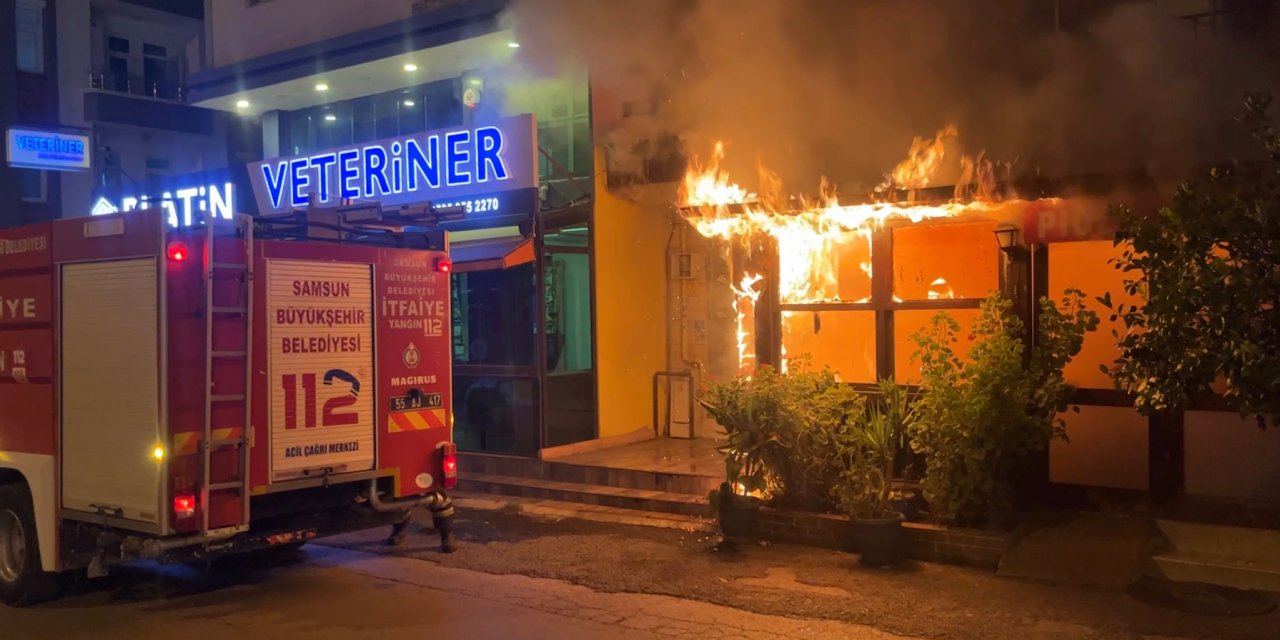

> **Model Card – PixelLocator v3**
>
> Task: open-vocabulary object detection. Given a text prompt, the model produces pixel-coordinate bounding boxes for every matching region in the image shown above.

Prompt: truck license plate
[389,393,442,412]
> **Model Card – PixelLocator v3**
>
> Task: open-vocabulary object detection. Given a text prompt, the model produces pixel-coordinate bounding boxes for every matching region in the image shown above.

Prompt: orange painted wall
[592,148,670,437]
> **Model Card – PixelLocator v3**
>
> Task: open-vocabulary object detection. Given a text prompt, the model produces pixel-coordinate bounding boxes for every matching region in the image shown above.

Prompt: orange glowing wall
[1047,240,1148,490]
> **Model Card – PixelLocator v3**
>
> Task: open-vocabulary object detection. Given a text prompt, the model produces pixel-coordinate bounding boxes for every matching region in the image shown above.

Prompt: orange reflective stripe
[172,432,198,455]
[424,408,446,429]
[387,409,447,432]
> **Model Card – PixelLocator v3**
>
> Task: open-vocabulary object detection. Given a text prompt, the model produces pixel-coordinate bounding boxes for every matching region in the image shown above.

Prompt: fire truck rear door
[60,258,162,524]
[267,259,376,481]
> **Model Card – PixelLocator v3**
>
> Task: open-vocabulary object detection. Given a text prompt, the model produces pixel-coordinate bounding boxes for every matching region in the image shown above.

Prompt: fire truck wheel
[0,483,60,606]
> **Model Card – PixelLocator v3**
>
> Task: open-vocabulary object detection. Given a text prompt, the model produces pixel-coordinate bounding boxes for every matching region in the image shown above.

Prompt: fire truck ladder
[201,212,254,535]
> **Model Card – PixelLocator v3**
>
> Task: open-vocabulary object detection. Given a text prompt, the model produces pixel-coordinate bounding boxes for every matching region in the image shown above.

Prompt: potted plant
[707,458,764,543]
[832,379,915,565]
[700,382,772,544]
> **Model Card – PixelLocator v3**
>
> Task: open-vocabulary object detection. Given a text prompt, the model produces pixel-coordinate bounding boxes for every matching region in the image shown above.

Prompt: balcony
[84,71,218,135]
[88,70,188,103]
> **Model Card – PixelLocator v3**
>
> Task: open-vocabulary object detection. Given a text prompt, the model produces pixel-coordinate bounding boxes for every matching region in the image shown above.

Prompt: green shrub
[831,379,917,520]
[909,291,1097,525]
[701,360,863,512]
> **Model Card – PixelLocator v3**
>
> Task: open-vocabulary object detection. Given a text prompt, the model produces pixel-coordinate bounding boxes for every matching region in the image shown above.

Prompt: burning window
[678,128,1047,383]
[893,308,982,383]
[892,221,998,301]
[782,310,876,383]
[778,229,872,304]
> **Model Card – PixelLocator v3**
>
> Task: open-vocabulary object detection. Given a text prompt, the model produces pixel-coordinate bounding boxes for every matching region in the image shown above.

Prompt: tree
[1103,93,1280,427]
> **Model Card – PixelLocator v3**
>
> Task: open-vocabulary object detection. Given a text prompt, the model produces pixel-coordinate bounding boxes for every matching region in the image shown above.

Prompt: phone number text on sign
[268,260,377,479]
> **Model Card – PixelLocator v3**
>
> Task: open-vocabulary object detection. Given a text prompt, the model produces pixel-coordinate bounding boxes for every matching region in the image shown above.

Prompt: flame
[678,128,1041,375]
[879,125,958,193]
[679,141,754,208]
[731,273,765,377]
[927,277,955,300]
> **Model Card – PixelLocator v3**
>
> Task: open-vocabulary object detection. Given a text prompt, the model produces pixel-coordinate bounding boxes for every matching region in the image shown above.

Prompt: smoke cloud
[507,0,1278,194]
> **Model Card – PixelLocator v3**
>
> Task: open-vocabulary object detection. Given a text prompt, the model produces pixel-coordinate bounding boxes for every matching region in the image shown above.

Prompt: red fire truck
[0,208,457,605]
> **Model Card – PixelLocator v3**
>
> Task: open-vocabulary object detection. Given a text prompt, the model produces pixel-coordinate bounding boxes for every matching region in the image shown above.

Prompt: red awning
[450,237,535,273]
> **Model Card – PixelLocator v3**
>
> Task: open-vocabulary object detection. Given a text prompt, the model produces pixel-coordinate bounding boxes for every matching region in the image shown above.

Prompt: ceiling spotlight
[315,83,329,92]
[507,42,520,49]
[235,99,250,109]
[403,99,416,107]
[403,63,418,72]
[324,114,337,122]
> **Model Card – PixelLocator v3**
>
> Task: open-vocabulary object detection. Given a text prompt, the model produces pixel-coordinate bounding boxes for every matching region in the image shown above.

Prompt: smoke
[507,0,1278,193]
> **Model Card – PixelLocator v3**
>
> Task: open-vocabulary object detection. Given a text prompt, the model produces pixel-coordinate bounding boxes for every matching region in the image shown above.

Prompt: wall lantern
[994,223,1022,255]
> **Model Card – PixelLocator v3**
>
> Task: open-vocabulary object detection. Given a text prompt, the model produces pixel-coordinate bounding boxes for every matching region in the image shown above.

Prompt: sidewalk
[322,501,1280,640]
[311,545,908,640]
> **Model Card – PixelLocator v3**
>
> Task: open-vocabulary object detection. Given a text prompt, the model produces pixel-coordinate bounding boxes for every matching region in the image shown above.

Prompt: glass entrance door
[451,263,541,454]
[542,226,596,446]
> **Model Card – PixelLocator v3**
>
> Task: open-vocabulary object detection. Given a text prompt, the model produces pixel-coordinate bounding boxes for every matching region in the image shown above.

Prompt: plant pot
[851,512,905,566]
[890,490,921,521]
[718,493,762,542]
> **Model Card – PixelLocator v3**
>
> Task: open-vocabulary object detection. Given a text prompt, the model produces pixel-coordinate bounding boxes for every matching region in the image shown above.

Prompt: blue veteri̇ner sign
[6,127,91,171]
[248,114,538,216]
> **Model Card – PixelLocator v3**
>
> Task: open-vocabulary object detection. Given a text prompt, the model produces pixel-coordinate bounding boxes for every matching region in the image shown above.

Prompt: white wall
[205,0,417,69]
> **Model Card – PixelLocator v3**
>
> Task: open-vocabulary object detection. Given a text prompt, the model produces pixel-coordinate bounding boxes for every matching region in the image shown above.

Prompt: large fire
[678,128,1040,378]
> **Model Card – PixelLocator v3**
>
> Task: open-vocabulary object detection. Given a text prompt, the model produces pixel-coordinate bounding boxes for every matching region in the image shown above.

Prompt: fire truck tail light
[434,257,452,273]
[441,442,458,490]
[173,493,196,520]
[167,241,190,262]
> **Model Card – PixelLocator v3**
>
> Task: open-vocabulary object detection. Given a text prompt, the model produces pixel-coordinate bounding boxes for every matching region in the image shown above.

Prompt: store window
[782,311,876,382]
[279,78,460,156]
[893,221,999,301]
[15,0,45,74]
[893,308,982,383]
[450,264,537,367]
[453,376,540,454]
[504,74,592,180]
[770,219,1001,383]
[778,230,871,304]
[544,252,592,372]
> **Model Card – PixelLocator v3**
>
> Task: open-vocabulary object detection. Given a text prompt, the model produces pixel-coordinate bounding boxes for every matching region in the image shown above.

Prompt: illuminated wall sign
[249,114,538,216]
[6,127,91,171]
[90,183,236,228]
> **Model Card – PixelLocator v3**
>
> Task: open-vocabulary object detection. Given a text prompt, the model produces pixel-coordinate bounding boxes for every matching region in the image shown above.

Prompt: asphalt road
[0,545,898,640]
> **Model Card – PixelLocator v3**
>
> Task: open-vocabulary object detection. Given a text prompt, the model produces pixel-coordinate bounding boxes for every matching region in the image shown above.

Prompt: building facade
[1,0,245,230]
[63,0,1280,519]
[189,0,666,457]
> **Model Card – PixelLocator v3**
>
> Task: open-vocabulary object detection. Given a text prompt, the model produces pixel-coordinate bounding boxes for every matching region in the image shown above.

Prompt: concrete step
[1154,519,1280,558]
[1143,519,1280,593]
[457,453,720,497]
[451,492,713,532]
[1147,551,1280,593]
[455,473,711,518]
